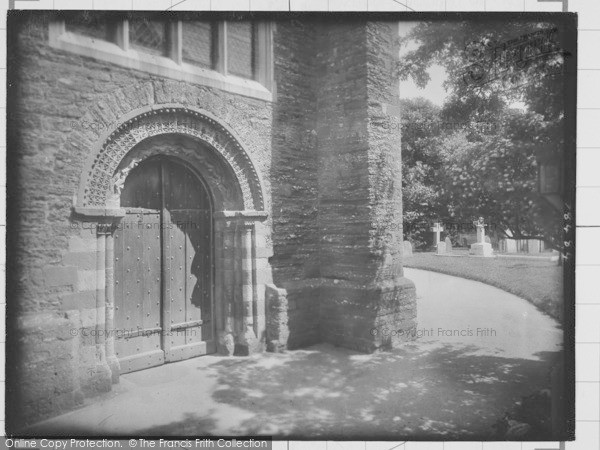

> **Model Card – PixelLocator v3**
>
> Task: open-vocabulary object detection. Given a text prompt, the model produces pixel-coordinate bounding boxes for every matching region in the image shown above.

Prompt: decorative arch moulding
[75,104,266,214]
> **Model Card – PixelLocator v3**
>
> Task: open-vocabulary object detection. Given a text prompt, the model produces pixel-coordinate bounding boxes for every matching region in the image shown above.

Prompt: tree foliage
[399,21,566,250]
[397,21,567,120]
[400,98,444,247]
[437,111,562,248]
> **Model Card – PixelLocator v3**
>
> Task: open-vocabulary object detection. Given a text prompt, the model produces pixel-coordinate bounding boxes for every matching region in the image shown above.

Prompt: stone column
[213,210,268,356]
[314,21,417,352]
[240,221,258,351]
[102,224,120,383]
[81,224,113,392]
[95,230,106,350]
[72,207,125,385]
[213,221,226,351]
[217,220,236,355]
[477,225,485,243]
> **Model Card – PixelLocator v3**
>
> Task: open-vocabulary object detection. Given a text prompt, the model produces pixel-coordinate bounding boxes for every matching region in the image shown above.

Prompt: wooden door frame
[89,210,267,380]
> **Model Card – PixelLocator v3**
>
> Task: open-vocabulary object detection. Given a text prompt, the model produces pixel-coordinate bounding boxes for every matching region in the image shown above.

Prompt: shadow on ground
[132,342,561,439]
[25,269,564,439]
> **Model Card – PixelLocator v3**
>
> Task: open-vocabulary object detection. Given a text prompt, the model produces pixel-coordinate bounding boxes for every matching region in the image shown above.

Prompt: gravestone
[403,240,413,257]
[436,241,446,254]
[444,236,453,254]
[470,217,494,257]
[485,236,491,244]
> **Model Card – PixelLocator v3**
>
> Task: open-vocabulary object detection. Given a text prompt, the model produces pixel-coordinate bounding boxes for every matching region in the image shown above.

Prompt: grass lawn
[404,250,564,322]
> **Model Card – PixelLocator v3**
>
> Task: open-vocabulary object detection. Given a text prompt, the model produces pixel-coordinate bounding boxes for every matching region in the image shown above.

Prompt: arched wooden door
[114,157,215,373]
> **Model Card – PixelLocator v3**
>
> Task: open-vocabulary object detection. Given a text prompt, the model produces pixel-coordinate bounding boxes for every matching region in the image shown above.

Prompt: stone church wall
[7,13,277,428]
[270,19,322,349]
[7,14,416,429]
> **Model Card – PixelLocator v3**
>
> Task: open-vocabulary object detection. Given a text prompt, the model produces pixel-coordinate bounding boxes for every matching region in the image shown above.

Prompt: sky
[398,22,449,106]
[399,63,449,105]
[397,22,526,110]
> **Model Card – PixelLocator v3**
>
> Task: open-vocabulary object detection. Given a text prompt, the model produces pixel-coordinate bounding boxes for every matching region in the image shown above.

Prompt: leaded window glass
[57,16,271,92]
[65,12,114,42]
[130,18,168,56]
[227,21,254,79]
[182,21,214,68]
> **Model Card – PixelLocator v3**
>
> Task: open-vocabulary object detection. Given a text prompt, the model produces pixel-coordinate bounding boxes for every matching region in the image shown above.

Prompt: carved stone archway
[73,105,270,380]
[76,104,265,212]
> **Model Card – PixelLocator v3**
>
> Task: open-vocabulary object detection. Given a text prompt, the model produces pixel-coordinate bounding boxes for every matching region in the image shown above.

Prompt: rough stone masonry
[6,12,416,430]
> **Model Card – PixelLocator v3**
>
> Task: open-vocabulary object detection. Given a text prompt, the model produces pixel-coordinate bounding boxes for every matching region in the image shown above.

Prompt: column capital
[96,223,117,236]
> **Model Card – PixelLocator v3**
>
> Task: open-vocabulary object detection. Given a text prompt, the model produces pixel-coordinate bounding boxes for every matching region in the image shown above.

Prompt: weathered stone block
[265,284,289,352]
[79,307,101,329]
[77,269,101,292]
[59,290,97,311]
[217,332,235,356]
[319,277,416,352]
[42,265,78,287]
[61,251,100,270]
[68,235,97,253]
[12,313,82,428]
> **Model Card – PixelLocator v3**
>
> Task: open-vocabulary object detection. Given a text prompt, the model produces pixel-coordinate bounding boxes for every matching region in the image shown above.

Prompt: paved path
[27,268,563,439]
[406,268,562,360]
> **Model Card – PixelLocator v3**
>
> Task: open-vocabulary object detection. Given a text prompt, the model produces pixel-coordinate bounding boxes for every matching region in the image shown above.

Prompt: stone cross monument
[469,216,493,257]
[431,222,446,255]
[431,222,444,244]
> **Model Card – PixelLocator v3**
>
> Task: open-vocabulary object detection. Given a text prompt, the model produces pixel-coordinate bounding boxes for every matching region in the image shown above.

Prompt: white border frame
[3,2,599,450]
